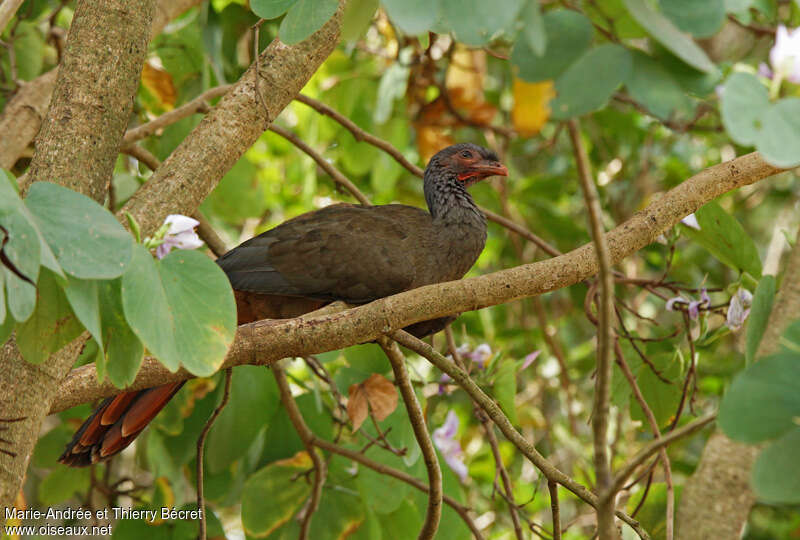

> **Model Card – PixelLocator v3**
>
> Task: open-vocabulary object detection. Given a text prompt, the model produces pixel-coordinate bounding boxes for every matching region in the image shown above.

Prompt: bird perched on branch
[59,143,507,467]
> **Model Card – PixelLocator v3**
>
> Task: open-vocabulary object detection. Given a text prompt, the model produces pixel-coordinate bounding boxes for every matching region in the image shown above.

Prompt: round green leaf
[623,0,716,73]
[756,98,800,168]
[242,454,314,536]
[279,0,338,45]
[511,9,593,82]
[625,51,693,120]
[25,182,132,279]
[660,0,725,38]
[441,0,523,46]
[121,245,236,377]
[251,0,298,19]
[0,171,40,322]
[520,0,546,56]
[745,275,776,364]
[97,278,144,387]
[752,427,800,504]
[342,0,379,41]
[551,44,633,119]
[206,366,279,473]
[719,352,800,443]
[721,72,769,146]
[63,275,103,349]
[382,0,441,35]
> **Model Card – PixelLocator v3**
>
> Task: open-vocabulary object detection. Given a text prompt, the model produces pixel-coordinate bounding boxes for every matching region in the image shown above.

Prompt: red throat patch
[457,172,478,182]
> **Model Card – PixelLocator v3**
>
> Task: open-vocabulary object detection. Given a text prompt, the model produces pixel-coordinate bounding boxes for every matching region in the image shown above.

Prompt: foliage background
[2,0,800,539]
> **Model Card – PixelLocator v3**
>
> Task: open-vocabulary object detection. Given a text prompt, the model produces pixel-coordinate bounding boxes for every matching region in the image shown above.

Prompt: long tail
[58,382,185,467]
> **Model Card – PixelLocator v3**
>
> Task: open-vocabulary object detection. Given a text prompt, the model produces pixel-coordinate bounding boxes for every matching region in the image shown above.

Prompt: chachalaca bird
[59,143,507,466]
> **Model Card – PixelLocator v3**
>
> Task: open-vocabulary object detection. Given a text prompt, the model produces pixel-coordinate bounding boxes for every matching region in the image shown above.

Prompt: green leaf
[745,275,776,364]
[251,0,298,19]
[279,0,338,45]
[659,0,725,38]
[0,303,13,345]
[25,182,132,279]
[97,279,144,387]
[382,0,440,35]
[756,98,800,168]
[356,445,412,514]
[511,9,593,82]
[121,245,237,377]
[242,452,314,537]
[201,157,266,224]
[206,366,279,473]
[0,171,40,322]
[721,72,769,146]
[13,22,44,81]
[629,352,683,428]
[719,352,800,443]
[63,275,103,349]
[493,359,518,424]
[681,201,762,278]
[520,0,546,56]
[551,44,632,119]
[441,0,523,46]
[37,467,90,505]
[625,50,693,120]
[622,0,716,73]
[16,270,83,364]
[342,0,378,41]
[752,426,800,504]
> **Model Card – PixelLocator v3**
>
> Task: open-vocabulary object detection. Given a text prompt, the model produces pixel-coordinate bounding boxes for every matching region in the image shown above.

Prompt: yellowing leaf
[512,78,555,137]
[141,61,176,110]
[415,124,454,163]
[347,373,398,430]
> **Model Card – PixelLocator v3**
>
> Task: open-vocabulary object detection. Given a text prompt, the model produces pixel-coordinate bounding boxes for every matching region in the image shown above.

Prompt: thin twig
[390,329,651,540]
[611,413,716,495]
[310,436,484,539]
[378,337,442,540]
[273,363,327,539]
[567,119,616,539]
[197,368,232,540]
[194,210,228,257]
[123,85,233,144]
[548,480,561,540]
[480,413,525,540]
[267,124,371,206]
[295,94,424,177]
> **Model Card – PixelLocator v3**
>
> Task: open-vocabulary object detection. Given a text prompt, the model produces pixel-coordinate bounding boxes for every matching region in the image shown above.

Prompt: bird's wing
[216,204,432,303]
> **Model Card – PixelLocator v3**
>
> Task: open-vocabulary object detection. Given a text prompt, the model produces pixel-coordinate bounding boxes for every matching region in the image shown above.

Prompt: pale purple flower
[466,343,492,369]
[521,350,541,371]
[726,288,753,331]
[770,25,800,83]
[437,373,452,395]
[758,62,774,79]
[681,213,701,230]
[667,289,709,320]
[156,214,203,259]
[433,411,468,481]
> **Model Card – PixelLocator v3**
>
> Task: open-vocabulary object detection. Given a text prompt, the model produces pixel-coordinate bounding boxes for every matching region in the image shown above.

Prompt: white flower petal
[164,214,200,235]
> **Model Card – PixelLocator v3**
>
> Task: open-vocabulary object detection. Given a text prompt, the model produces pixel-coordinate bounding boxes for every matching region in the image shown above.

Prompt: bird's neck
[424,170,486,229]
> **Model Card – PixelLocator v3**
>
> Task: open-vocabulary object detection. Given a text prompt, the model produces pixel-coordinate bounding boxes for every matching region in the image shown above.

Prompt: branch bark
[0,0,158,509]
[50,152,783,413]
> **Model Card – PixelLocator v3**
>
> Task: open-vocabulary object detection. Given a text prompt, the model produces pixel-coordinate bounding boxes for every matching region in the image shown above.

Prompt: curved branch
[50,152,783,414]
[379,338,442,540]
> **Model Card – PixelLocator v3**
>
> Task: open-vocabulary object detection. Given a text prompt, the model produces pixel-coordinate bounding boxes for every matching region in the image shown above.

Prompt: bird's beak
[458,160,509,183]
[472,160,509,179]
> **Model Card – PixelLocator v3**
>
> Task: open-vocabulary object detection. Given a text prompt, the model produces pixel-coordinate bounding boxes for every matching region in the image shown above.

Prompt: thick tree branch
[0,0,158,509]
[50,151,783,414]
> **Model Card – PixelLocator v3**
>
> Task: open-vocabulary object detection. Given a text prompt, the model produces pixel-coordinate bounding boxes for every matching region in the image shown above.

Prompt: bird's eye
[460,150,472,159]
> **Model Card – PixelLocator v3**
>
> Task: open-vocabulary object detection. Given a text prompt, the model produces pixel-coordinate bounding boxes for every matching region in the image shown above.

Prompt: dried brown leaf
[362,373,398,421]
[347,382,369,431]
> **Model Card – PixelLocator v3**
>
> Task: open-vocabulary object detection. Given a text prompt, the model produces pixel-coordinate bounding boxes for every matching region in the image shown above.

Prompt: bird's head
[427,143,508,188]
